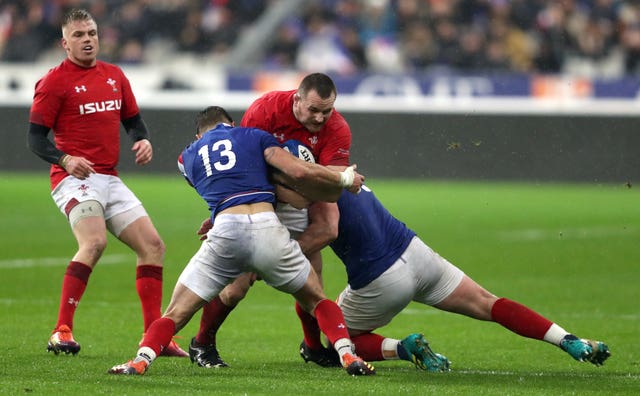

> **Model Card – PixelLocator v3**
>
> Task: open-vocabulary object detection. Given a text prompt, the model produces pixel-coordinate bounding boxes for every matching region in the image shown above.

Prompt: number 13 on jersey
[198,139,237,176]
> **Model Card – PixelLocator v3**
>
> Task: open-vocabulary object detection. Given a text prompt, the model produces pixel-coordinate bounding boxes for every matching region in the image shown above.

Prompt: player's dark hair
[195,106,234,135]
[298,73,336,99]
[62,9,94,28]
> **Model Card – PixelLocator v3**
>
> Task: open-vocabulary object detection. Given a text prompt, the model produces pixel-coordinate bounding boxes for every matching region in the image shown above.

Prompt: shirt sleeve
[29,75,63,128]
[240,98,270,130]
[317,114,351,166]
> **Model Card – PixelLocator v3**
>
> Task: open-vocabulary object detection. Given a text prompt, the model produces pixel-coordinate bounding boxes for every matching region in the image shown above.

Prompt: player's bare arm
[264,146,363,201]
[274,184,312,210]
[296,201,339,256]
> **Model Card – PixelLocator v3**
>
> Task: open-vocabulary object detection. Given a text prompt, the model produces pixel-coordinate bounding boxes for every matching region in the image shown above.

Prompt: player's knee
[145,234,166,259]
[78,235,108,260]
[220,284,250,306]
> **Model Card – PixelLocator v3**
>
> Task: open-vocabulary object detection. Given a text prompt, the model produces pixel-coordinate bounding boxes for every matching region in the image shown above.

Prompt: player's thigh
[337,261,415,332]
[407,237,465,306]
[51,174,109,219]
[177,231,245,302]
[250,221,310,295]
[102,176,145,228]
[115,213,164,259]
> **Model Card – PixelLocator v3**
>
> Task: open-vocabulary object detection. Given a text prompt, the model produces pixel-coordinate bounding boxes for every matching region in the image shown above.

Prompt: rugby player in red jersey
[27,8,187,358]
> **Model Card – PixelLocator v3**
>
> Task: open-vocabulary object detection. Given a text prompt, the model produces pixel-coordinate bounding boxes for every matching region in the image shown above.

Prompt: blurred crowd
[1,0,639,78]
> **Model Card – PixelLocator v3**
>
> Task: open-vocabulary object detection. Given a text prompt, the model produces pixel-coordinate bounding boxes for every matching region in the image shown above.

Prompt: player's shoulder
[35,60,70,90]
[253,89,294,107]
[96,60,125,75]
[324,110,351,135]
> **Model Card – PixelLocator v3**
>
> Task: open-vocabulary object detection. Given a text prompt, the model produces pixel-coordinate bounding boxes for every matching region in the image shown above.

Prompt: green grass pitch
[1,172,638,395]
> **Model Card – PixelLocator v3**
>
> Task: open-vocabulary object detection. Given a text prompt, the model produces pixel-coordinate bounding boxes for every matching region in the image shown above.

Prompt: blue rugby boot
[560,334,611,366]
[400,333,450,372]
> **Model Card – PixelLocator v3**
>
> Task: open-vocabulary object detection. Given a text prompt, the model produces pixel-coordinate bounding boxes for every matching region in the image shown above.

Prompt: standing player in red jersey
[187,73,352,368]
[27,8,187,358]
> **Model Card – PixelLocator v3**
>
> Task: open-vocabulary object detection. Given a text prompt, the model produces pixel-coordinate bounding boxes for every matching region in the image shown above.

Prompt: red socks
[313,299,350,345]
[491,297,553,340]
[196,296,235,345]
[351,333,385,361]
[56,261,92,330]
[140,317,175,356]
[136,265,163,331]
[296,301,323,349]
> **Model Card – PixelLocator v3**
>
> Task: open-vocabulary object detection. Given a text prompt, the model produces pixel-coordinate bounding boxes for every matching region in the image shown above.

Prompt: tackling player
[188,73,352,368]
[26,8,186,358]
[107,106,375,376]
[291,184,612,370]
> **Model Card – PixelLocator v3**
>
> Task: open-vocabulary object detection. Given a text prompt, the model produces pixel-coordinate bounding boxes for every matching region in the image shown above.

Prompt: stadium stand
[0,0,638,78]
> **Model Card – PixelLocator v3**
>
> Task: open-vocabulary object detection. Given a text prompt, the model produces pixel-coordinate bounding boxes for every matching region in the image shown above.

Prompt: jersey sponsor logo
[75,85,87,93]
[78,99,122,115]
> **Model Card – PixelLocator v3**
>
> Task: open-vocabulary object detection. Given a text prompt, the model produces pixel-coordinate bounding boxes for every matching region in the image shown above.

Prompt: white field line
[455,369,640,379]
[497,225,637,242]
[0,254,131,269]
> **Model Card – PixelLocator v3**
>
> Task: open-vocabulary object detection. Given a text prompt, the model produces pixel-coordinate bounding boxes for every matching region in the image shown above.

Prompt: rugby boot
[560,334,611,366]
[299,340,341,367]
[189,337,229,368]
[400,333,450,372]
[108,359,149,375]
[47,325,81,355]
[341,352,376,376]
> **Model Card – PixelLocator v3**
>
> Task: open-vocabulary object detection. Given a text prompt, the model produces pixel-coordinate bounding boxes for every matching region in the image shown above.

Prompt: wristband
[59,154,70,169]
[339,166,355,188]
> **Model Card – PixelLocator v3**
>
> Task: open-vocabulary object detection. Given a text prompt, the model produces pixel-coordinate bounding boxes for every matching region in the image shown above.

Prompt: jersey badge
[307,135,318,146]
[106,78,118,92]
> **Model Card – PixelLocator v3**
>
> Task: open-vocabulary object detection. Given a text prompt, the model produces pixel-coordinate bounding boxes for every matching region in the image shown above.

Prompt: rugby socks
[351,333,386,361]
[55,261,92,331]
[196,296,234,346]
[136,265,163,331]
[295,301,323,350]
[139,317,175,358]
[490,297,553,340]
[313,299,353,355]
[542,323,571,346]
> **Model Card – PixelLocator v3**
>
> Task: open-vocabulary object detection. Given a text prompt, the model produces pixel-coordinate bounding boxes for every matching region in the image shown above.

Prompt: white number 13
[197,139,236,176]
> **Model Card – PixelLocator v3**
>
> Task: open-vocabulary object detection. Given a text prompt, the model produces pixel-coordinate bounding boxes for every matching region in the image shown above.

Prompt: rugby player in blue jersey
[108,106,375,376]
[293,185,611,370]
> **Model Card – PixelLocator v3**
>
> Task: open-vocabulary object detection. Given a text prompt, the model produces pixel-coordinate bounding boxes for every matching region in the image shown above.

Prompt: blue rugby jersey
[329,186,417,290]
[179,123,280,217]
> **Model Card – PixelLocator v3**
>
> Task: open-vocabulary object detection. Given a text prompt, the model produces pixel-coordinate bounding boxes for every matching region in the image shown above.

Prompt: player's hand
[62,155,95,180]
[197,217,213,240]
[132,139,153,165]
[342,164,364,194]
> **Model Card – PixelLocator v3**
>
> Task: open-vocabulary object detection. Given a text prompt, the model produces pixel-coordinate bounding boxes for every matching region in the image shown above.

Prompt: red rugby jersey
[29,59,140,190]
[240,89,351,166]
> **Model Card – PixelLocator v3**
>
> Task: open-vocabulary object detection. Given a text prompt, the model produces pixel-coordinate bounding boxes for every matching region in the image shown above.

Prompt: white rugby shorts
[51,173,146,223]
[276,203,309,238]
[336,236,464,332]
[178,211,311,302]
